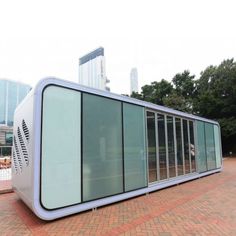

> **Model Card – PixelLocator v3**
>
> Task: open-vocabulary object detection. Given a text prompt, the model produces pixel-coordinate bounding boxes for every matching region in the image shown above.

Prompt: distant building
[130,68,138,95]
[0,79,31,127]
[79,47,110,91]
[0,79,31,156]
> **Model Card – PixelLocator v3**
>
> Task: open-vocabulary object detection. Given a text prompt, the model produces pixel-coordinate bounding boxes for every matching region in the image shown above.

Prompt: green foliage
[130,58,236,154]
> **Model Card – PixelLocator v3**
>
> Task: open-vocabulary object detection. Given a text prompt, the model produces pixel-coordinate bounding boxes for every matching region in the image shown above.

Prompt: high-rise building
[79,47,110,91]
[0,79,31,127]
[0,79,31,155]
[130,68,138,95]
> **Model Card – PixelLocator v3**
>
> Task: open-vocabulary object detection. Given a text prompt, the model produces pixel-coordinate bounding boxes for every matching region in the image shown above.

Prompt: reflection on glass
[175,118,184,176]
[196,121,207,172]
[123,104,147,191]
[157,114,167,180]
[189,121,196,172]
[147,111,157,183]
[42,86,81,209]
[83,94,123,201]
[0,80,6,124]
[214,125,221,168]
[205,123,216,170]
[5,132,13,146]
[167,116,176,178]
[183,119,190,174]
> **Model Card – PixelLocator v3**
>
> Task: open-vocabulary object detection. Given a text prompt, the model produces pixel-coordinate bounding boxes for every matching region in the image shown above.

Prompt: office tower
[79,47,110,91]
[0,79,31,150]
[0,79,31,127]
[130,68,138,94]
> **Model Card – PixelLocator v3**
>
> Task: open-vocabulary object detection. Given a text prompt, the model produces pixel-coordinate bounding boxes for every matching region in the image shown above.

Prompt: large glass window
[189,121,196,172]
[41,86,81,209]
[205,123,216,170]
[123,104,147,191]
[167,116,176,178]
[147,111,157,183]
[5,132,13,146]
[0,80,6,125]
[7,81,17,126]
[157,114,167,180]
[214,125,221,168]
[82,94,123,201]
[183,119,190,174]
[196,121,207,172]
[175,118,184,176]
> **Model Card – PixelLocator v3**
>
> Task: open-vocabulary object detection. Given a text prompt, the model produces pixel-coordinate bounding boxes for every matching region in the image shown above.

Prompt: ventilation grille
[17,127,29,166]
[22,119,30,141]
[13,136,22,172]
[12,120,30,174]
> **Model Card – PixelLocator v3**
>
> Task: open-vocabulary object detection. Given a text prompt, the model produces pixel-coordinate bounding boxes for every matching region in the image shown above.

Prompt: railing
[0,146,12,193]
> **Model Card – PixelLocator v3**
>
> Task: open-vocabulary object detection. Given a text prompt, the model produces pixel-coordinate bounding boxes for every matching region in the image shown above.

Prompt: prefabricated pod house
[12,78,222,220]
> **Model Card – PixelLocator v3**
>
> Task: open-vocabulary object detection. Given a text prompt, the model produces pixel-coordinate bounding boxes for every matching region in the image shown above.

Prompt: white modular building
[12,78,222,220]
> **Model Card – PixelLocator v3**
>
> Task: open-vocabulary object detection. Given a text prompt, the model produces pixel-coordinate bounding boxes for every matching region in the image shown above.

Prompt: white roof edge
[35,77,219,125]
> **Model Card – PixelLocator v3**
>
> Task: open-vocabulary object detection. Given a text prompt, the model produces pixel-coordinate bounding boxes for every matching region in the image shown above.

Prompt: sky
[0,0,235,95]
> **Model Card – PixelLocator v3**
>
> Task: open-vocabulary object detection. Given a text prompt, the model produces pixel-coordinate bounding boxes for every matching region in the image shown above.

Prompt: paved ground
[0,158,236,236]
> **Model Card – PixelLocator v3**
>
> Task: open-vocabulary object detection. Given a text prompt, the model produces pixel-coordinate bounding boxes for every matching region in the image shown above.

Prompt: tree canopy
[131,58,236,155]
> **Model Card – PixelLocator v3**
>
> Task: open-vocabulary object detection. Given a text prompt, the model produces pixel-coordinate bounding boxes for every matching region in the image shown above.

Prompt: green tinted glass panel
[167,116,176,178]
[214,125,221,168]
[205,123,216,170]
[147,111,157,183]
[41,86,81,209]
[7,81,17,126]
[189,121,196,172]
[157,114,167,180]
[123,104,147,191]
[196,121,207,172]
[175,118,184,176]
[183,119,190,174]
[83,94,123,201]
[0,81,6,124]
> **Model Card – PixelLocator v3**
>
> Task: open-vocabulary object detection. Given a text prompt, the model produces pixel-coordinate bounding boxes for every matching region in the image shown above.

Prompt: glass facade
[196,121,207,172]
[214,125,222,168]
[157,114,168,180]
[167,116,176,178]
[147,112,157,182]
[175,118,184,175]
[41,86,81,209]
[40,85,222,210]
[0,80,6,125]
[0,79,31,126]
[189,121,196,172]
[205,123,216,170]
[82,94,123,201]
[123,103,147,191]
[196,121,221,172]
[183,120,190,174]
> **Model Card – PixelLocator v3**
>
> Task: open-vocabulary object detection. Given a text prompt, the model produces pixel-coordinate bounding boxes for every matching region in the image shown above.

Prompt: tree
[131,79,173,106]
[194,59,236,154]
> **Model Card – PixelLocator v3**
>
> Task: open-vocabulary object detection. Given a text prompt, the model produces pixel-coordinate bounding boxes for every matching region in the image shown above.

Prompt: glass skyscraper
[79,47,110,91]
[130,68,138,95]
[0,79,31,126]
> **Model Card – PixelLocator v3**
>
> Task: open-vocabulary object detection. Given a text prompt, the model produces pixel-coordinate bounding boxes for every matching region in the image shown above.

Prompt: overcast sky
[0,0,235,94]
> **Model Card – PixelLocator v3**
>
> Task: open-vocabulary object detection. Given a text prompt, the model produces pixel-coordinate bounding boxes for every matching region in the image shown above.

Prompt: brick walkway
[0,158,236,236]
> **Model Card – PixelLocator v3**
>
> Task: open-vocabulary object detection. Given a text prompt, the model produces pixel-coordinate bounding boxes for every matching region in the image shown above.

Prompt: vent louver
[22,119,29,141]
[12,150,18,173]
[13,136,22,171]
[17,127,29,166]
[12,119,30,174]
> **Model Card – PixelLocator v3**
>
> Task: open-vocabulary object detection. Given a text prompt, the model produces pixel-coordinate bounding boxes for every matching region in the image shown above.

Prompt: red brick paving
[0,180,12,193]
[0,158,236,235]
